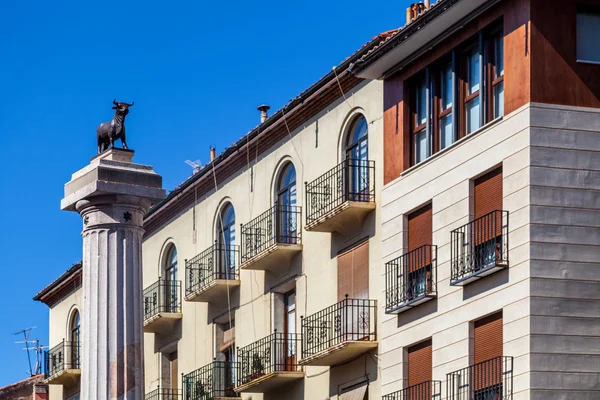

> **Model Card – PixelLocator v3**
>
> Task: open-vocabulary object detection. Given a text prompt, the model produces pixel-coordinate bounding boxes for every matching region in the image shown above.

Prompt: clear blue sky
[0,0,409,385]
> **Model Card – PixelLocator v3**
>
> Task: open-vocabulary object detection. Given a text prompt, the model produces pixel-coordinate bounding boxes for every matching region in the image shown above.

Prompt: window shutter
[473,311,503,390]
[337,240,369,301]
[407,204,433,271]
[407,339,433,388]
[474,167,503,219]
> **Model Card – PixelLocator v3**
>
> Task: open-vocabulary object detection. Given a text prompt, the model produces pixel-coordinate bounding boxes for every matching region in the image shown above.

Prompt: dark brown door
[473,311,503,393]
[407,339,433,391]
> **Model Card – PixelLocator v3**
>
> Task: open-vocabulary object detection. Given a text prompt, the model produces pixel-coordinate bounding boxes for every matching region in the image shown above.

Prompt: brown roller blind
[408,339,432,388]
[474,167,503,219]
[408,204,433,252]
[337,240,369,301]
[474,311,503,364]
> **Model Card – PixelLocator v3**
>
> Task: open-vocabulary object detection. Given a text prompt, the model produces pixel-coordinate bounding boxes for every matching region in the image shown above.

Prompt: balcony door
[406,204,433,301]
[70,311,80,369]
[345,116,369,200]
[161,350,178,396]
[407,339,432,395]
[473,312,503,398]
[473,167,503,269]
[218,204,236,279]
[283,290,297,370]
[337,240,370,341]
[165,246,178,313]
[276,163,297,244]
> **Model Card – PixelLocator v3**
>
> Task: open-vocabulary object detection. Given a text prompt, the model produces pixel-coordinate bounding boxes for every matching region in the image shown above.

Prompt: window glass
[440,114,453,150]
[466,96,481,134]
[577,12,600,63]
[495,35,504,78]
[494,81,504,119]
[416,80,427,126]
[415,130,428,163]
[467,49,480,94]
[441,64,453,110]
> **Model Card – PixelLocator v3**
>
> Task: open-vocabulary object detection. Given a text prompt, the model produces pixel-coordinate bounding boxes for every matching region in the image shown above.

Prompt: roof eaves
[33,262,82,302]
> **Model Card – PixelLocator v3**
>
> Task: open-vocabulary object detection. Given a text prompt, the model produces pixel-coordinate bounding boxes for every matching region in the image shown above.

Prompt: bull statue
[96,99,134,153]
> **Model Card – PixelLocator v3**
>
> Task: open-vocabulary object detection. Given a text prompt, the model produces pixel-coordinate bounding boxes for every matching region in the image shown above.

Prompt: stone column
[61,149,165,400]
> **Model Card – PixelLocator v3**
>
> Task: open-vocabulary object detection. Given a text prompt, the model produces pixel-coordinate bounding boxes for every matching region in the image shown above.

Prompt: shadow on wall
[266,377,305,400]
[396,298,438,328]
[328,353,378,399]
[153,320,183,353]
[462,268,509,301]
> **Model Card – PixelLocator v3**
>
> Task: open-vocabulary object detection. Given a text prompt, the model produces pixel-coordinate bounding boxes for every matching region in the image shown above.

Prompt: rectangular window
[492,32,504,118]
[465,47,481,134]
[337,240,369,301]
[407,339,433,387]
[413,77,428,164]
[577,10,600,63]
[439,63,454,149]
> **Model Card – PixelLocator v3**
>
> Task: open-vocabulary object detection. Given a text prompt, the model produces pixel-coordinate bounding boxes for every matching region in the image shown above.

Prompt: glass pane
[416,80,427,126]
[495,35,504,78]
[494,82,504,118]
[415,130,428,163]
[441,64,453,110]
[468,49,480,94]
[466,97,481,134]
[577,12,600,62]
[349,117,368,145]
[440,114,453,149]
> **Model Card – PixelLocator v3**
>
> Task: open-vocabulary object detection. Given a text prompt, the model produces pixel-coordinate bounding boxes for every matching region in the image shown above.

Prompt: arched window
[70,310,81,368]
[165,245,178,282]
[345,116,369,199]
[217,203,236,277]
[276,163,298,244]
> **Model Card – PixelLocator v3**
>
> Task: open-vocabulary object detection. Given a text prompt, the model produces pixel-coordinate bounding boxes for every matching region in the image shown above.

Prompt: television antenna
[185,160,202,174]
[14,327,44,376]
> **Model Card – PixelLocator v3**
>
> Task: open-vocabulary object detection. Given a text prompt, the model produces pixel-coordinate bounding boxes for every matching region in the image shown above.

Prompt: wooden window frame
[486,27,504,120]
[410,74,428,166]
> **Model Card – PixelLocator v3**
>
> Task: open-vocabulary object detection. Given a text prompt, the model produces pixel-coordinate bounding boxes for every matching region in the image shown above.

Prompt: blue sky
[0,0,409,385]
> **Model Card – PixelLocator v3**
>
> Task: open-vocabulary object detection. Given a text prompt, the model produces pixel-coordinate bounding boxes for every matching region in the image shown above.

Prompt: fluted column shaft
[77,197,147,400]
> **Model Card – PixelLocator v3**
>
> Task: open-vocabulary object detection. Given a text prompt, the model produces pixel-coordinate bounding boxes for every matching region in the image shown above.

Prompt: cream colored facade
[142,78,385,399]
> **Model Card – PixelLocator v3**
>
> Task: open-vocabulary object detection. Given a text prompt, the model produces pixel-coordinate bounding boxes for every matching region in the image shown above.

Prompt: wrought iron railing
[185,243,240,296]
[145,388,182,400]
[301,296,377,358]
[240,205,302,262]
[236,331,301,387]
[450,210,509,284]
[385,245,437,313]
[44,339,80,378]
[447,356,513,400]
[143,279,182,320]
[183,361,238,399]
[382,380,442,400]
[305,159,375,225]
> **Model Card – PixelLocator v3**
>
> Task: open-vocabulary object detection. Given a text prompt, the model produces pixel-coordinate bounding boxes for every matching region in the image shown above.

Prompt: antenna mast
[14,327,45,376]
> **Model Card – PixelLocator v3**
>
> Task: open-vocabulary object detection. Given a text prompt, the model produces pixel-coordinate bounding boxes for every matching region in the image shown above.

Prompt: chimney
[257,104,270,123]
[424,0,430,9]
[210,147,216,162]
[33,384,49,400]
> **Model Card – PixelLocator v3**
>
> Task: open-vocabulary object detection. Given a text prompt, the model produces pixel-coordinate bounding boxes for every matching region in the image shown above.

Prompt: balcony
[143,279,182,333]
[235,332,303,393]
[300,297,377,366]
[446,356,513,400]
[305,159,375,234]
[240,206,302,272]
[385,245,437,314]
[183,361,239,399]
[382,381,442,400]
[185,243,240,303]
[44,340,80,386]
[145,388,182,400]
[450,211,509,286]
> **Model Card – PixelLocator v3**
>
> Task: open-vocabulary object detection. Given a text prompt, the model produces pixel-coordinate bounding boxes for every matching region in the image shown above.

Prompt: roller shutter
[407,339,432,388]
[337,240,369,301]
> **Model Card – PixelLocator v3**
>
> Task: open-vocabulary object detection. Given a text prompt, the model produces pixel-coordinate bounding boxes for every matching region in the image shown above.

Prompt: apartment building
[34,0,600,399]
[351,0,600,399]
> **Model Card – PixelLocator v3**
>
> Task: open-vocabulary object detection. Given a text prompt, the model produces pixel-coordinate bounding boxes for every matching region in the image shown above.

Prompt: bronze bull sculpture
[97,99,134,153]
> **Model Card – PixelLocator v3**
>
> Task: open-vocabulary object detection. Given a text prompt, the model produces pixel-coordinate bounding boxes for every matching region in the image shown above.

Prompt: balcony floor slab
[143,312,183,333]
[44,369,81,386]
[185,279,240,303]
[306,201,375,234]
[450,262,508,286]
[300,341,378,366]
[234,371,304,393]
[240,243,302,271]
[386,293,437,314]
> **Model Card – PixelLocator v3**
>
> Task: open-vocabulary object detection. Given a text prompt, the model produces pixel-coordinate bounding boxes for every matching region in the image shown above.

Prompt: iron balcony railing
[185,243,240,296]
[305,159,375,225]
[240,205,302,262]
[301,296,377,358]
[385,245,437,313]
[450,210,509,284]
[145,388,182,400]
[236,331,302,387]
[183,361,238,399]
[447,356,513,400]
[143,279,182,321]
[382,380,442,400]
[44,339,80,378]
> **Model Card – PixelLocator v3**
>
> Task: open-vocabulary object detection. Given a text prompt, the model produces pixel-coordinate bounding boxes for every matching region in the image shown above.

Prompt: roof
[0,374,44,394]
[142,28,400,234]
[352,0,499,79]
[33,262,82,307]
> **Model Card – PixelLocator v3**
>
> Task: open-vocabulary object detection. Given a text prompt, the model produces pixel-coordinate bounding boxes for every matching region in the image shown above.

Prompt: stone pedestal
[61,149,165,400]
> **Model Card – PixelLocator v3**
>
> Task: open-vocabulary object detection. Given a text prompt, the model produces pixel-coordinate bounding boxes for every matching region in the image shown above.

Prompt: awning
[339,382,368,400]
